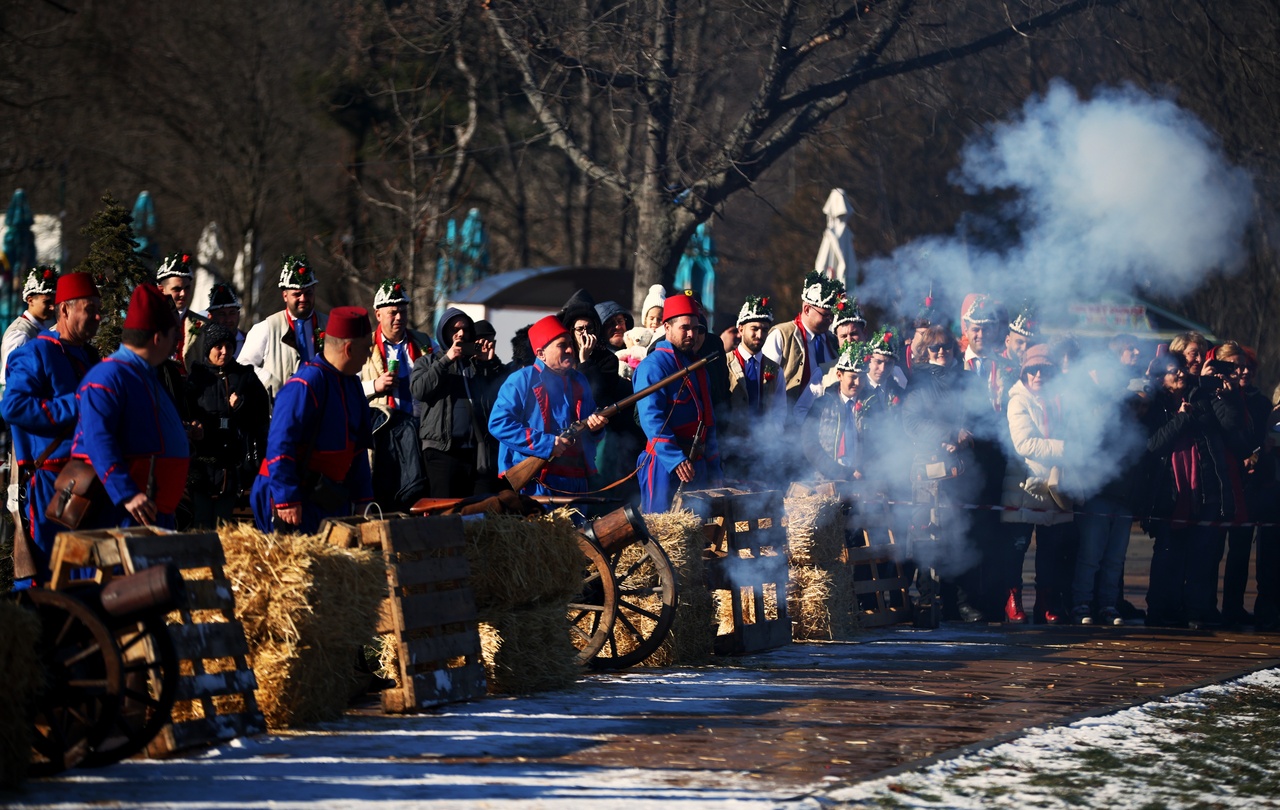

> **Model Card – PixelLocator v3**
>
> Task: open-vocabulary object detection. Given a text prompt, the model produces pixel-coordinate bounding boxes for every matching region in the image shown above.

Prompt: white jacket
[240,309,328,400]
[1000,380,1071,525]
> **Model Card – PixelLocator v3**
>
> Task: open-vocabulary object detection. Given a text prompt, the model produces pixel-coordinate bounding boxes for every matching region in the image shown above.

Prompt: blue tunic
[251,358,374,533]
[489,360,599,496]
[75,346,190,529]
[1,331,98,585]
[634,340,722,513]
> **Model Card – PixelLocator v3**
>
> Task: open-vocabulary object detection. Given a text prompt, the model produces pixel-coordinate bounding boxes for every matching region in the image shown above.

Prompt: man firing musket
[489,315,611,497]
[635,292,725,513]
[492,313,722,498]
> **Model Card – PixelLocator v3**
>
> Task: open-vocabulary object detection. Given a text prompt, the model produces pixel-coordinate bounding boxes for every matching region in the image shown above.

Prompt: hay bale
[636,510,715,666]
[785,494,846,566]
[463,508,583,613]
[0,600,42,788]
[478,603,580,694]
[789,564,858,640]
[218,524,387,729]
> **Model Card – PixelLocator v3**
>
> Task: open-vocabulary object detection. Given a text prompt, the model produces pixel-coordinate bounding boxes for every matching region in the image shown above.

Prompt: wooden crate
[845,500,913,629]
[322,514,487,713]
[48,526,266,756]
[675,488,791,655]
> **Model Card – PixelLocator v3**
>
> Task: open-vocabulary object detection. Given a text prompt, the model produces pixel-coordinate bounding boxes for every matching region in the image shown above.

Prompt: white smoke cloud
[862,79,1255,316]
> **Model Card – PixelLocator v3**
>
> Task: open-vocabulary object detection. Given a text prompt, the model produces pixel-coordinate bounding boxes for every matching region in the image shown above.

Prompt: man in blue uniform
[489,315,607,496]
[2,273,101,587]
[635,293,723,513]
[251,306,376,533]
[74,283,190,529]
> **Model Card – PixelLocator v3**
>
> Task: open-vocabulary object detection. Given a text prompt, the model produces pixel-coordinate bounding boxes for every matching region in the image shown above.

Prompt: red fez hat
[327,306,372,339]
[56,273,100,304]
[528,315,569,352]
[123,284,178,332]
[663,291,700,322]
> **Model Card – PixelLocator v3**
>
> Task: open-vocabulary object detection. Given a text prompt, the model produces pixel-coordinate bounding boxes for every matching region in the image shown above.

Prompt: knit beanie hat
[641,284,667,317]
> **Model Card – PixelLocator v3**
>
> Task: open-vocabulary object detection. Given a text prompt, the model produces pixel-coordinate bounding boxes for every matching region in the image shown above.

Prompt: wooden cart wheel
[590,535,678,671]
[80,616,179,768]
[568,535,619,665]
[19,589,124,777]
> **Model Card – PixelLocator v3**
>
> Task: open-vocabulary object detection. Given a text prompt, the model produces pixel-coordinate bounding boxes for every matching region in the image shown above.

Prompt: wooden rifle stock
[503,351,722,492]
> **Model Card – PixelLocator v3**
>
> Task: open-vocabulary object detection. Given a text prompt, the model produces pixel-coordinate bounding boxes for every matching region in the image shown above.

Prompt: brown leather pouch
[45,459,106,529]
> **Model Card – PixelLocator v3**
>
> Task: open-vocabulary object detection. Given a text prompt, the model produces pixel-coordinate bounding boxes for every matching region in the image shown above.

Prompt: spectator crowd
[4,258,1279,634]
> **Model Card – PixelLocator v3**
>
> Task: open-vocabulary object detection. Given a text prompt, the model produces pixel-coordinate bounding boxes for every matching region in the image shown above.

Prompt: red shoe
[1042,609,1064,625]
[1004,588,1027,623]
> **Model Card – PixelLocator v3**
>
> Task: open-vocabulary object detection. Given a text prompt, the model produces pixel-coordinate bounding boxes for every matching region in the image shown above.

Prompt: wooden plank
[166,621,251,659]
[851,577,912,595]
[125,532,226,569]
[399,660,488,711]
[375,599,397,634]
[845,546,900,564]
[393,590,479,629]
[174,668,259,701]
[382,515,466,554]
[858,608,912,628]
[400,630,483,669]
[179,579,239,611]
[390,556,470,588]
[159,712,267,752]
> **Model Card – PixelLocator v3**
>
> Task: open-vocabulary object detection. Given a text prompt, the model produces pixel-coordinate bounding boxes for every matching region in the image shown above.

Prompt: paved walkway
[558,624,1280,790]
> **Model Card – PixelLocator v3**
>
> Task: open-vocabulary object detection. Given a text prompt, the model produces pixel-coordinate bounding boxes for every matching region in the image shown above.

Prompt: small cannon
[15,563,185,775]
[411,495,678,671]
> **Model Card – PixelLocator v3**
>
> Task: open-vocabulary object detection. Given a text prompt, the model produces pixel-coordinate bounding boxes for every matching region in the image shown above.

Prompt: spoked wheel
[590,535,678,671]
[80,616,178,767]
[19,589,124,777]
[568,535,618,666]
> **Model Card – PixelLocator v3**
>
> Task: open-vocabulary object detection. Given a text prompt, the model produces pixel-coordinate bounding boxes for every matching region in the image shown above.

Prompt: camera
[1205,359,1236,377]
[461,342,484,358]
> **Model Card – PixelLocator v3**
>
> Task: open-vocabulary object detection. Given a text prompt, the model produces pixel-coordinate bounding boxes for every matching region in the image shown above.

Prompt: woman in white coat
[1001,343,1075,624]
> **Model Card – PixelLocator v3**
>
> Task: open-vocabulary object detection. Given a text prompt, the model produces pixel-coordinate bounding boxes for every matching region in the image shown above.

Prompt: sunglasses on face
[1026,366,1054,377]
[1162,368,1186,377]
[926,344,950,353]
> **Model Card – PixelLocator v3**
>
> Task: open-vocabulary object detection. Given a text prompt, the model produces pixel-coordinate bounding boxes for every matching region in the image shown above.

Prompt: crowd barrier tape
[854,497,1280,530]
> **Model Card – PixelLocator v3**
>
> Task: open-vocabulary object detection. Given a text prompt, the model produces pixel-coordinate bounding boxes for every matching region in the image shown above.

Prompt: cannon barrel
[96,563,186,619]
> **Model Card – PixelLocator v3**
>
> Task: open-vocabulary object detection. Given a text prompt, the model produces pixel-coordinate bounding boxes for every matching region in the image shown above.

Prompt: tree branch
[484,1,630,194]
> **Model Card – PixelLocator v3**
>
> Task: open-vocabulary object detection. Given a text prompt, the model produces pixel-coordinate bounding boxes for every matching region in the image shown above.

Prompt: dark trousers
[1032,522,1076,619]
[423,446,481,498]
[1148,507,1222,623]
[1221,526,1254,617]
[191,492,237,530]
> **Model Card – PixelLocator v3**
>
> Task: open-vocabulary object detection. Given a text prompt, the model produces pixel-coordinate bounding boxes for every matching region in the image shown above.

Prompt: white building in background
[445,265,633,353]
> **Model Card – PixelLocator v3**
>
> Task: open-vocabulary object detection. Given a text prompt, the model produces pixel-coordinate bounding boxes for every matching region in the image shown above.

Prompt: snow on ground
[828,668,1280,809]
[7,629,1278,809]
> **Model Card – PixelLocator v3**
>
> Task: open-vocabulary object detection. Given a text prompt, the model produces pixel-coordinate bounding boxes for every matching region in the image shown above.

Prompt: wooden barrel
[583,505,649,555]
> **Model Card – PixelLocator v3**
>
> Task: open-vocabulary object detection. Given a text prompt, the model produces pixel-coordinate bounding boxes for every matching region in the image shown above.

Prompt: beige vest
[242,309,329,400]
[768,320,834,404]
[726,348,778,413]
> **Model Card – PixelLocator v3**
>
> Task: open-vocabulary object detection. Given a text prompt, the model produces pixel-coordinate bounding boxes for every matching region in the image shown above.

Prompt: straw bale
[785,494,846,566]
[217,524,387,729]
[618,509,713,666]
[463,508,583,614]
[0,600,42,788]
[789,564,859,640]
[478,603,580,694]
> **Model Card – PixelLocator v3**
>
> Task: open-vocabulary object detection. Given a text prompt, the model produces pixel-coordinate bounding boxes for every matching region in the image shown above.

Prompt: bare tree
[325,0,482,320]
[482,0,1122,310]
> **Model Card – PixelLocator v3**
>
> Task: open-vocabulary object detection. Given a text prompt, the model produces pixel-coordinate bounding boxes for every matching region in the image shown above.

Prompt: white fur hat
[641,284,666,317]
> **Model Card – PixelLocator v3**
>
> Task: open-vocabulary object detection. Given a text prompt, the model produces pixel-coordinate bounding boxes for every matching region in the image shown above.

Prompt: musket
[503,351,723,492]
[673,420,706,500]
[410,493,622,515]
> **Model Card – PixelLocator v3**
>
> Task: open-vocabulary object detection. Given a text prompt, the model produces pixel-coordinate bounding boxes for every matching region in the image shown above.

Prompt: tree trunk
[630,184,699,313]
